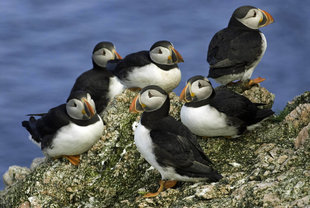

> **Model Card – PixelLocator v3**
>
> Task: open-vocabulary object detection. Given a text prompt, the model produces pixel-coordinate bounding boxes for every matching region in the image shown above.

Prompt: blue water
[0,0,309,189]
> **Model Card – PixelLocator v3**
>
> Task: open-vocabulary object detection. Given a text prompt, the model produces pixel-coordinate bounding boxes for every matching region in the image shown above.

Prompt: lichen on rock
[1,87,309,208]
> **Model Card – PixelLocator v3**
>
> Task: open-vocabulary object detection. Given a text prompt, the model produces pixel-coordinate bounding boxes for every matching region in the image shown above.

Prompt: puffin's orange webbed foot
[64,155,80,166]
[143,180,166,198]
[164,180,177,189]
[248,77,265,86]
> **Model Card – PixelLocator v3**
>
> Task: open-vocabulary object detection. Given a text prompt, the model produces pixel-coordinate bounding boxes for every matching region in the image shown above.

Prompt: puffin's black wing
[69,69,113,113]
[106,59,122,72]
[150,117,222,181]
[22,104,70,148]
[113,51,151,79]
[207,28,262,78]
[211,89,273,124]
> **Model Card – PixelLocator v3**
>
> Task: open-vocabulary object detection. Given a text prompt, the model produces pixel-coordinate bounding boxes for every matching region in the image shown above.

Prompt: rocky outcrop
[1,86,309,208]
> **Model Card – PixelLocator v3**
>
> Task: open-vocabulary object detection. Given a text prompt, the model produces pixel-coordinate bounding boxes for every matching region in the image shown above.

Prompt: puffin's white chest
[45,116,104,157]
[134,123,181,180]
[107,76,125,101]
[180,105,238,137]
[134,122,212,181]
[124,64,181,92]
[134,123,160,169]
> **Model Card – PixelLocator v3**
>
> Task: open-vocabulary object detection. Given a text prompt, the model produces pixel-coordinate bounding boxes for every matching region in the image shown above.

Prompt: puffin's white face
[66,93,96,120]
[237,8,265,30]
[92,48,116,68]
[150,46,174,65]
[180,77,214,102]
[139,89,167,112]
[190,78,213,101]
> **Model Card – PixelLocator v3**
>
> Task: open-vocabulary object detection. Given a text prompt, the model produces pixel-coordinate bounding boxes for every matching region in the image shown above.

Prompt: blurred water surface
[0,0,309,189]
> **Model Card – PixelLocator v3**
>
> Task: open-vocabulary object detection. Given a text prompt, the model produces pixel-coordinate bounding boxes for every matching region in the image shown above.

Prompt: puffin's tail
[22,116,41,144]
[255,108,274,123]
[208,169,223,182]
[179,161,223,182]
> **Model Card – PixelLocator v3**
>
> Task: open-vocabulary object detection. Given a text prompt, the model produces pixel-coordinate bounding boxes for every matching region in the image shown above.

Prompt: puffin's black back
[211,89,273,125]
[207,15,262,78]
[68,41,120,113]
[69,69,113,113]
[22,104,70,149]
[185,88,274,132]
[22,102,100,149]
[113,50,179,81]
[140,89,222,181]
[113,51,151,80]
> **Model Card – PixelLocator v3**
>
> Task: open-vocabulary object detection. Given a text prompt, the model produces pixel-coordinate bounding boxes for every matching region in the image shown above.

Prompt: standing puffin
[130,85,222,197]
[113,40,184,92]
[180,76,274,137]
[69,41,124,114]
[207,6,274,86]
[22,91,104,165]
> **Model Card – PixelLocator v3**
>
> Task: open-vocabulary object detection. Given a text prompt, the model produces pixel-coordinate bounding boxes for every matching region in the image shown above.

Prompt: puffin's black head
[180,76,214,102]
[230,5,274,29]
[149,40,184,65]
[66,91,96,120]
[129,85,169,114]
[92,41,122,68]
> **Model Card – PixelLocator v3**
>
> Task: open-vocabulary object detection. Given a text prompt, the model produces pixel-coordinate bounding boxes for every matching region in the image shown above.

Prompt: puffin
[113,40,184,92]
[69,41,124,114]
[180,75,274,137]
[22,91,104,165]
[129,85,222,197]
[207,6,274,86]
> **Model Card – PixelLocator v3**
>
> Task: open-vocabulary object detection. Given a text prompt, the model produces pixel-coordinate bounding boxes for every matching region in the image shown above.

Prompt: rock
[285,103,310,129]
[1,88,310,208]
[242,86,275,109]
[195,184,231,199]
[295,123,310,149]
[3,166,30,186]
[30,157,46,171]
[216,83,275,109]
[17,201,30,208]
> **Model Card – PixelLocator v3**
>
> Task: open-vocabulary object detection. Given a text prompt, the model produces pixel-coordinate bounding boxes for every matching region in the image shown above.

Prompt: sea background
[0,0,309,189]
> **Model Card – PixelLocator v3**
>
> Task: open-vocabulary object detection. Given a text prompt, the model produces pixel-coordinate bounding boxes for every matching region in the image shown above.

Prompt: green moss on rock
[1,88,309,208]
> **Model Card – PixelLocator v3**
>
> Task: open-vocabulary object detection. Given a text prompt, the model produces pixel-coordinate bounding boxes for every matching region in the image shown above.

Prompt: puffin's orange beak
[179,83,193,102]
[168,46,184,64]
[129,95,145,113]
[172,48,184,63]
[114,50,122,59]
[259,9,274,27]
[82,98,95,118]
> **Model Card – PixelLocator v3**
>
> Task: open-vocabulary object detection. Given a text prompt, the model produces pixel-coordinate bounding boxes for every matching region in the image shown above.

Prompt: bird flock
[22,5,275,197]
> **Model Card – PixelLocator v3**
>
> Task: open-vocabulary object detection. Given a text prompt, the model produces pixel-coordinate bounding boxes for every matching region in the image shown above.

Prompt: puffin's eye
[198,82,202,88]
[253,11,256,17]
[148,91,153,98]
[102,50,106,55]
[74,102,77,107]
[158,49,162,54]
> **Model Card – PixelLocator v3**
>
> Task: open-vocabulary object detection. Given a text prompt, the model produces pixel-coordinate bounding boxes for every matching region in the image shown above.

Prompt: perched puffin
[207,6,274,86]
[180,76,274,137]
[69,41,124,114]
[129,85,222,197]
[22,91,104,165]
[113,40,184,92]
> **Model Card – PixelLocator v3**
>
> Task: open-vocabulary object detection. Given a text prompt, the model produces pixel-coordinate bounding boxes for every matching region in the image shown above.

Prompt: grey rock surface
[1,87,309,208]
